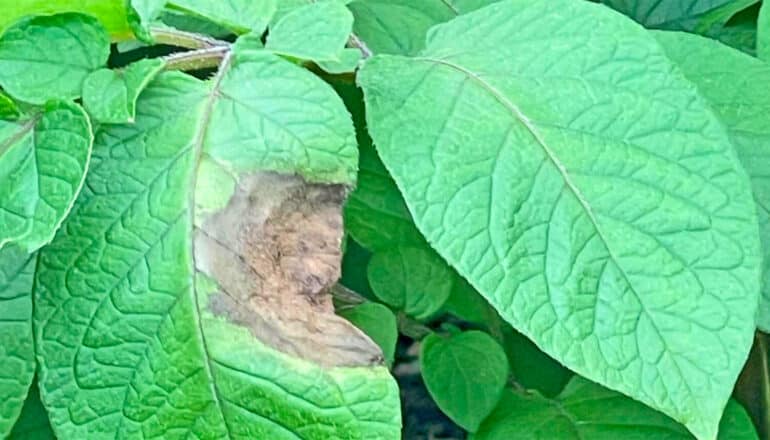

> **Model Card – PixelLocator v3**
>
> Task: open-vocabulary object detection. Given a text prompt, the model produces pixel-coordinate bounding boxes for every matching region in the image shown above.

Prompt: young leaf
[0,13,110,105]
[368,246,452,320]
[126,0,166,42]
[82,58,165,124]
[759,1,770,60]
[358,1,761,438]
[167,0,276,34]
[600,0,756,32]
[421,331,509,432]
[266,1,353,62]
[348,0,455,55]
[8,380,55,440]
[0,101,93,253]
[0,91,19,120]
[0,0,132,40]
[654,31,770,332]
[472,378,758,440]
[339,302,398,366]
[35,43,399,438]
[0,246,36,438]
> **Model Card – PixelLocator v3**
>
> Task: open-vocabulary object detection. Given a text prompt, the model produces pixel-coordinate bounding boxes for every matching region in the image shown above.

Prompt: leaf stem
[150,27,228,49]
[163,46,230,71]
[348,33,373,59]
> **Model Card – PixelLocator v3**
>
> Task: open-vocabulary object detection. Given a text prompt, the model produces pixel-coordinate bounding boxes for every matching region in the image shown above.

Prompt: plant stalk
[150,27,228,49]
[163,46,230,71]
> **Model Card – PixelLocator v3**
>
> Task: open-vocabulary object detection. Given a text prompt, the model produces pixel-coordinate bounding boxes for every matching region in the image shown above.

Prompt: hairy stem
[163,46,230,71]
[348,33,373,59]
[150,27,228,49]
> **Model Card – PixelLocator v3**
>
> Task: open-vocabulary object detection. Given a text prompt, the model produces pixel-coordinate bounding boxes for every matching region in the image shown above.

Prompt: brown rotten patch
[194,171,384,367]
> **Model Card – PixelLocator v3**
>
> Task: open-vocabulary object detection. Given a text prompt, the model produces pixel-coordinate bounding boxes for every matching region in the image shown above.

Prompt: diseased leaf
[348,0,455,55]
[167,0,277,34]
[0,13,110,105]
[0,0,132,40]
[358,1,761,438]
[600,0,757,32]
[8,380,55,440]
[339,302,398,366]
[82,58,165,124]
[421,331,508,432]
[266,1,353,62]
[472,378,758,440]
[368,246,452,320]
[759,1,770,59]
[0,246,36,438]
[0,101,92,253]
[35,39,400,438]
[654,31,770,331]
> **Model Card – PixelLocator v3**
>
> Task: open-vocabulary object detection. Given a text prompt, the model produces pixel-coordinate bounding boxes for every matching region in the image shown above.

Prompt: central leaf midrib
[413,55,704,417]
[186,50,237,439]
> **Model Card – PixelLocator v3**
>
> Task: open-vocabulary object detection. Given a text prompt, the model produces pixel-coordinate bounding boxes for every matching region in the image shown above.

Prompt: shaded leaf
[0,13,109,104]
[421,331,508,432]
[82,58,165,124]
[601,0,757,32]
[759,0,770,59]
[348,0,455,55]
[339,302,398,366]
[358,1,761,438]
[368,246,452,320]
[0,91,19,120]
[8,380,55,440]
[472,378,757,440]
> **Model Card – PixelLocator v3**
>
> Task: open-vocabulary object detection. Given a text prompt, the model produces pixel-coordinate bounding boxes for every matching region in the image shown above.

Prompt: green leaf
[266,1,353,62]
[420,331,509,432]
[502,327,572,397]
[8,380,55,440]
[82,58,165,124]
[442,274,490,325]
[0,91,20,120]
[167,0,276,34]
[348,0,456,55]
[126,0,166,42]
[339,302,398,366]
[759,1,770,59]
[358,1,761,438]
[0,246,36,438]
[367,246,452,320]
[0,101,93,253]
[0,13,110,105]
[654,31,770,332]
[271,0,352,25]
[600,0,757,32]
[35,43,399,438]
[472,378,757,440]
[0,0,132,40]
[318,48,362,74]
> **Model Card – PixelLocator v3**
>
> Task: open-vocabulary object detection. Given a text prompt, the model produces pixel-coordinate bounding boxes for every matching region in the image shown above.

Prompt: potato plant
[0,0,768,439]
